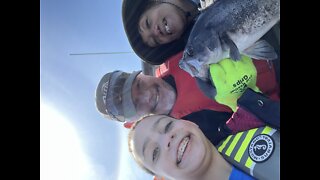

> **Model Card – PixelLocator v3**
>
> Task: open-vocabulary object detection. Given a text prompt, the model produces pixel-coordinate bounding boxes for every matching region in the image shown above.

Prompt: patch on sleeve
[248,134,274,163]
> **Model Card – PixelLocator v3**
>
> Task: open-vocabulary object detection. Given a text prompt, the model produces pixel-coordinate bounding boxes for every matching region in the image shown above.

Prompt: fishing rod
[69,51,156,75]
[69,52,134,56]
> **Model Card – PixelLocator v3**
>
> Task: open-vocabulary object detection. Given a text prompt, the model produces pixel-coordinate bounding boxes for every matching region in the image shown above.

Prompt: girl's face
[131,115,212,179]
[138,3,187,47]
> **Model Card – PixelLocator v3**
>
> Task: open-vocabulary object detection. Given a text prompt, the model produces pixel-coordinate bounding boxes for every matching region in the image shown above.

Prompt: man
[95,69,279,145]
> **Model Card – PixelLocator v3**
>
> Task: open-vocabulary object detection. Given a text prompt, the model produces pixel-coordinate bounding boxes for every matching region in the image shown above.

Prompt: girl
[128,114,279,180]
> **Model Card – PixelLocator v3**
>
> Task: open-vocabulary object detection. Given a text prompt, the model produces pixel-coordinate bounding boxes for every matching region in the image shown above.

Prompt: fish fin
[243,40,278,60]
[179,57,202,78]
[195,76,217,99]
[220,33,241,60]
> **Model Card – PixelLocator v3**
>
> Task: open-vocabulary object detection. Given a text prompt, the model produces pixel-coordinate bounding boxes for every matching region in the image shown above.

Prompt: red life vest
[155,52,233,119]
[123,52,280,129]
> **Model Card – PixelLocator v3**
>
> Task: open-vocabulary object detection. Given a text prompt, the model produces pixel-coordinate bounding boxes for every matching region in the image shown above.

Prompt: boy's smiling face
[138,3,187,47]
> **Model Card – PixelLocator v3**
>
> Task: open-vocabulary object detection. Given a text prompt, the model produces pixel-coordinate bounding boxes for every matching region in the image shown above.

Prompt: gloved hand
[209,55,261,111]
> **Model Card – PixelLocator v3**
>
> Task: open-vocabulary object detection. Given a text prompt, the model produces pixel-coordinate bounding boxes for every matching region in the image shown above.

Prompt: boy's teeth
[177,137,190,164]
[156,93,159,103]
[165,24,171,34]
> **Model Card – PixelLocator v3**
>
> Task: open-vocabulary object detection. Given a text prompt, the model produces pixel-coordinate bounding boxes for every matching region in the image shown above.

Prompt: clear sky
[40,0,152,179]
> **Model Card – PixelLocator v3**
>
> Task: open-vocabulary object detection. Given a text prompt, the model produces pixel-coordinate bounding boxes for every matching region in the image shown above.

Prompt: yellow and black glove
[209,55,261,111]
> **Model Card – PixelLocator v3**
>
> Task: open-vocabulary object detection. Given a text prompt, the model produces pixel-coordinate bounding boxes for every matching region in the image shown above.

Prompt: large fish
[179,0,280,80]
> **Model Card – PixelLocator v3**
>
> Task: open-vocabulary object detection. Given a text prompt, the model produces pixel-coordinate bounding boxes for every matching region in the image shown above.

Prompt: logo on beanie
[248,134,274,163]
[101,82,109,105]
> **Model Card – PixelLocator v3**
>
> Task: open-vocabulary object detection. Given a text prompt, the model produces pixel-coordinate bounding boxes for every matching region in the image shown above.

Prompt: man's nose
[137,90,152,104]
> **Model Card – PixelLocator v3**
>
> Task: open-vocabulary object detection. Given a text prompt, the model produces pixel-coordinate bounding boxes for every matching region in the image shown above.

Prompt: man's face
[138,3,187,47]
[131,73,176,119]
[132,115,210,179]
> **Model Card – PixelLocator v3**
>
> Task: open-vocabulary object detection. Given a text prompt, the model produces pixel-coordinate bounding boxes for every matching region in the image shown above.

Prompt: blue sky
[40,0,152,179]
